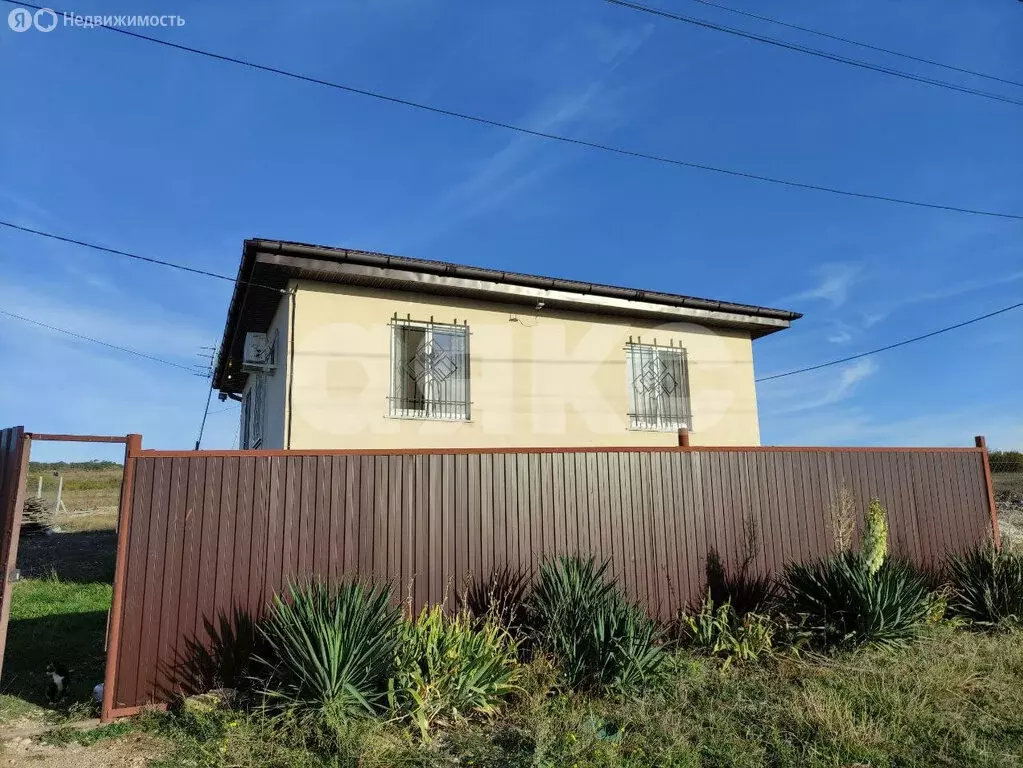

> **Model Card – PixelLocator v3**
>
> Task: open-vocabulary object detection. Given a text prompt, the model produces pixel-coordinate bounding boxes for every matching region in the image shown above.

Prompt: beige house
[213,240,800,450]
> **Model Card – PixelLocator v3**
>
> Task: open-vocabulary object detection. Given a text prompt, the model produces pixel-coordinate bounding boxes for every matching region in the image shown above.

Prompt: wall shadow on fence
[161,605,262,700]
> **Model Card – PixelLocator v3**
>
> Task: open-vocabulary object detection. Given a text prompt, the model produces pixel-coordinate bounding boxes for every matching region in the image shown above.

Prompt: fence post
[102,433,142,723]
[677,427,690,447]
[975,435,1001,550]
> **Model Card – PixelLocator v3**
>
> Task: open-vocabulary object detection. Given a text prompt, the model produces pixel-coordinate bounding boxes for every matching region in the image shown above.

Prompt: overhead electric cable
[3,1,1021,221]
[756,300,1023,381]
[681,0,1023,90]
[0,308,208,375]
[603,0,1023,108]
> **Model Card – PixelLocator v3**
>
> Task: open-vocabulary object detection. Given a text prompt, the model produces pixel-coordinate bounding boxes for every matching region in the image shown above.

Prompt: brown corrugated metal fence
[103,442,1000,719]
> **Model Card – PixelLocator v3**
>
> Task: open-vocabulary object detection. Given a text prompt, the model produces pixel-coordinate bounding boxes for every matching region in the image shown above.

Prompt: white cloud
[759,358,878,416]
[0,281,215,363]
[764,408,1023,451]
[858,268,1023,329]
[784,263,863,308]
[401,23,653,247]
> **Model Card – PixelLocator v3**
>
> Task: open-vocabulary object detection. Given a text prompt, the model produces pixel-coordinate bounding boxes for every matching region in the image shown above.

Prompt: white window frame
[240,373,266,449]
[625,342,692,432]
[239,390,251,449]
[389,319,471,421]
[249,373,266,448]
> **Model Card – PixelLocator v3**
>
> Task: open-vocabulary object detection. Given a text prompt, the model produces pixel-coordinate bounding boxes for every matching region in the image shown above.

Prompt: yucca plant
[389,605,519,740]
[782,551,930,648]
[947,544,1023,627]
[526,555,664,692]
[255,581,399,726]
[462,565,531,633]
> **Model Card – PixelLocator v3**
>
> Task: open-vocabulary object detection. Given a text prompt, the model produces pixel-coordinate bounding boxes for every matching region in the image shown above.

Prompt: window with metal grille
[240,373,266,449]
[250,373,266,448]
[625,342,691,431]
[239,390,250,449]
[389,319,470,420]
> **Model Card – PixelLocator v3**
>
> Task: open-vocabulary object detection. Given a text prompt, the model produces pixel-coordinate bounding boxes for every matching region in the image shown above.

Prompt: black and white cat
[45,662,71,704]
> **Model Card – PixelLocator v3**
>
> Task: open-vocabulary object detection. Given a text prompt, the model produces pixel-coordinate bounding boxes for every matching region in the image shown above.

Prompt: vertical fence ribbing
[111,445,994,711]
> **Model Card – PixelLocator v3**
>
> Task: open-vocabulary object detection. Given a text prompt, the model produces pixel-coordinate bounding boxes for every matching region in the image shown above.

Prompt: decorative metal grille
[389,320,470,420]
[250,374,265,448]
[240,374,266,449]
[626,343,691,431]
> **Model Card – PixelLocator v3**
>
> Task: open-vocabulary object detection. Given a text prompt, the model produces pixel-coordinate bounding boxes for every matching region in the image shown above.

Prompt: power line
[5,2,1022,222]
[756,300,1023,382]
[0,307,208,375]
[0,220,287,295]
[603,0,1023,108]
[682,0,1023,90]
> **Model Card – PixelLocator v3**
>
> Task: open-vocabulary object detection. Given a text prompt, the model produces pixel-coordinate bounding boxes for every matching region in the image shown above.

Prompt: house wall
[284,281,762,449]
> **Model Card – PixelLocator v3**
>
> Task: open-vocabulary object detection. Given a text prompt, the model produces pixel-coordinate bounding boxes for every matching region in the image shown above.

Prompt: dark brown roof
[213,239,802,393]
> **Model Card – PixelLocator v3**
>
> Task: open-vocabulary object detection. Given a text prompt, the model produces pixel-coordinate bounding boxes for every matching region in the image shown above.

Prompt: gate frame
[0,431,136,710]
[101,433,142,723]
[0,427,31,675]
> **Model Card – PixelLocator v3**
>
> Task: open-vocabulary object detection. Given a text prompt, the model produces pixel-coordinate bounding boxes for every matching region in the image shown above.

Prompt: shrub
[947,544,1023,627]
[389,605,519,740]
[526,555,665,692]
[255,581,399,727]
[989,450,1023,473]
[782,551,931,648]
[676,595,774,668]
[462,565,530,633]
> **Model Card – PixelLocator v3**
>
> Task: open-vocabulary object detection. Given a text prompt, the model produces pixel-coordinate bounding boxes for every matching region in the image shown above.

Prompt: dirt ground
[0,730,164,767]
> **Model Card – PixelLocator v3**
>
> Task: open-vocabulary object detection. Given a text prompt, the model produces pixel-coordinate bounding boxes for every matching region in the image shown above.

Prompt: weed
[389,605,519,740]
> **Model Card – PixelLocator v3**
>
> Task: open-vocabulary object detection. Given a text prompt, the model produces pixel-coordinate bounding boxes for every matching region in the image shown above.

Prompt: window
[239,330,276,449]
[390,319,470,420]
[239,391,250,449]
[250,374,266,448]
[625,343,691,431]
[240,374,266,449]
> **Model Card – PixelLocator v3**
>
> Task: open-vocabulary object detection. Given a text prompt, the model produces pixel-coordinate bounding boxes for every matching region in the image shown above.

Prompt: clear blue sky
[2,0,1021,461]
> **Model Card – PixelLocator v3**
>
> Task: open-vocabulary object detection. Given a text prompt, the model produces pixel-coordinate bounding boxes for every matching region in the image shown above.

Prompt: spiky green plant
[389,605,519,740]
[255,581,399,726]
[862,499,889,575]
[947,544,1023,627]
[462,565,531,633]
[677,594,774,669]
[782,551,930,648]
[526,555,665,692]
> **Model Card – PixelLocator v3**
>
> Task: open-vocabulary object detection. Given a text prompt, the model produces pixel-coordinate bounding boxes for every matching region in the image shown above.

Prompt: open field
[993,472,1023,546]
[23,463,123,532]
[2,464,120,728]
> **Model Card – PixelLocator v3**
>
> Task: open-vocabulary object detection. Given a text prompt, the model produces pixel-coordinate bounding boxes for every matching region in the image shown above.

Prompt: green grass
[41,720,135,746]
[144,624,1023,767]
[0,573,112,717]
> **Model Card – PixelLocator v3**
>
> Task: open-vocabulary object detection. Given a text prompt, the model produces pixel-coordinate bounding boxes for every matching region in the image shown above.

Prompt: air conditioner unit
[242,332,275,373]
